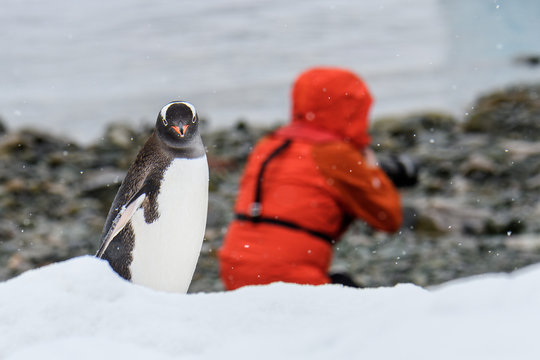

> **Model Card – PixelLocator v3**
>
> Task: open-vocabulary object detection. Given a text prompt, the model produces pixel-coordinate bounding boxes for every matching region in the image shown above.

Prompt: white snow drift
[1,256,539,359]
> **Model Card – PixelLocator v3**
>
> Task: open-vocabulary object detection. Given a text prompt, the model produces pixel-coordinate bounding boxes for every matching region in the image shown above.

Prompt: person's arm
[312,142,402,232]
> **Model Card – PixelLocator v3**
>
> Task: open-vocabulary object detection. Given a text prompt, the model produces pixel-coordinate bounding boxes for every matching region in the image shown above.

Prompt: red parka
[219,67,402,290]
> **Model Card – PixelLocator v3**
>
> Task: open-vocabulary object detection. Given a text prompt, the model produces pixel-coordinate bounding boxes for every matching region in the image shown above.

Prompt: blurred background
[2,0,540,292]
[2,0,539,141]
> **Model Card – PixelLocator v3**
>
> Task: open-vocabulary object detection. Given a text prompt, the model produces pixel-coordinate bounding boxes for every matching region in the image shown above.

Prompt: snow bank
[1,256,539,359]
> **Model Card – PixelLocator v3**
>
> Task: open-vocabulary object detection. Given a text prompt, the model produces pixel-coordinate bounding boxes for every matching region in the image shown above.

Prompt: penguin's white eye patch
[181,102,197,124]
[160,102,173,125]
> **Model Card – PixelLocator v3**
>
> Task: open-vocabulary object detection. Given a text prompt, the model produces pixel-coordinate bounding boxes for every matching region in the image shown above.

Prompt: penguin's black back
[99,132,172,279]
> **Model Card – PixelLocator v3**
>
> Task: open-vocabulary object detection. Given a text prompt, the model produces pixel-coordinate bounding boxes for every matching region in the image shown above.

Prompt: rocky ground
[1,84,540,292]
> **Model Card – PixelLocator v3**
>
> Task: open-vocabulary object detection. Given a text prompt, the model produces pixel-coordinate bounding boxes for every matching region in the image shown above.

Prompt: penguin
[96,101,208,293]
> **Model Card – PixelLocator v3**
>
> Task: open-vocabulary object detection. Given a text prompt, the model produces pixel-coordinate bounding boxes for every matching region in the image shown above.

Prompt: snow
[1,256,539,359]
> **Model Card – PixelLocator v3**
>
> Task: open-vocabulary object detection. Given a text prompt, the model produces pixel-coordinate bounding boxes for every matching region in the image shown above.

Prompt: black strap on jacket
[235,139,336,245]
[249,139,292,217]
[235,213,335,244]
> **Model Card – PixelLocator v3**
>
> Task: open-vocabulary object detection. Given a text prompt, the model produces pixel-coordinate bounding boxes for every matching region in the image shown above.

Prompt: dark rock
[463,85,540,139]
[206,194,234,228]
[371,112,458,149]
[459,154,497,180]
[79,168,124,210]
[514,54,540,67]
[0,116,7,135]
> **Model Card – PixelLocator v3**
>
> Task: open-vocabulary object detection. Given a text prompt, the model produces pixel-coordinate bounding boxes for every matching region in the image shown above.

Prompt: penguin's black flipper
[96,191,146,258]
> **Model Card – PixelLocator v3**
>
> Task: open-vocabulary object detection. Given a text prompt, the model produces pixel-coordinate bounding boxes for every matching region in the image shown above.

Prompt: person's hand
[361,147,378,167]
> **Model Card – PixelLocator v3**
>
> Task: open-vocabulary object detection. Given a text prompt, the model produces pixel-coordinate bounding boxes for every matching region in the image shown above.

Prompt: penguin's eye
[192,116,196,124]
[163,118,168,126]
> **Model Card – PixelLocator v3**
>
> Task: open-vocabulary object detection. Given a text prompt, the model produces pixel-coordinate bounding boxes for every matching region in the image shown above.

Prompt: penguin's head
[156,101,200,148]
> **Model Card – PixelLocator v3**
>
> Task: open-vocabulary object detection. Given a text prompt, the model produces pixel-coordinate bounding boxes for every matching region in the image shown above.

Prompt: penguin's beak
[172,124,189,137]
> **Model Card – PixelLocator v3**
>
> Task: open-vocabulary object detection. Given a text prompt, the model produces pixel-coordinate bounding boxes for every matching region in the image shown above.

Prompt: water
[2,0,540,143]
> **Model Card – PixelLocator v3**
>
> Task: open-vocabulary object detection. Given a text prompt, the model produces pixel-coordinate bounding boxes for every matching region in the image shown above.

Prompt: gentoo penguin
[96,101,208,293]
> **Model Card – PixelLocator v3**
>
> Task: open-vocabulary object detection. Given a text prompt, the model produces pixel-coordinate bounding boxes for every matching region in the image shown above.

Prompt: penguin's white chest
[129,155,208,293]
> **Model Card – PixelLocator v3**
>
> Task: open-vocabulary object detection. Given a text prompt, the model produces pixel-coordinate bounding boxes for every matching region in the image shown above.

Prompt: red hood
[291,67,373,148]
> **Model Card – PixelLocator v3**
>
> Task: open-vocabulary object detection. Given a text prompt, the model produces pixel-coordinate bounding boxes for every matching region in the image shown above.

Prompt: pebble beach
[1,84,539,292]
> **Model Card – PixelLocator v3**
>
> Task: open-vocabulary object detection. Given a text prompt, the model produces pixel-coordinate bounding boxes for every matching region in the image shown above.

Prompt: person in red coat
[218,67,403,290]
